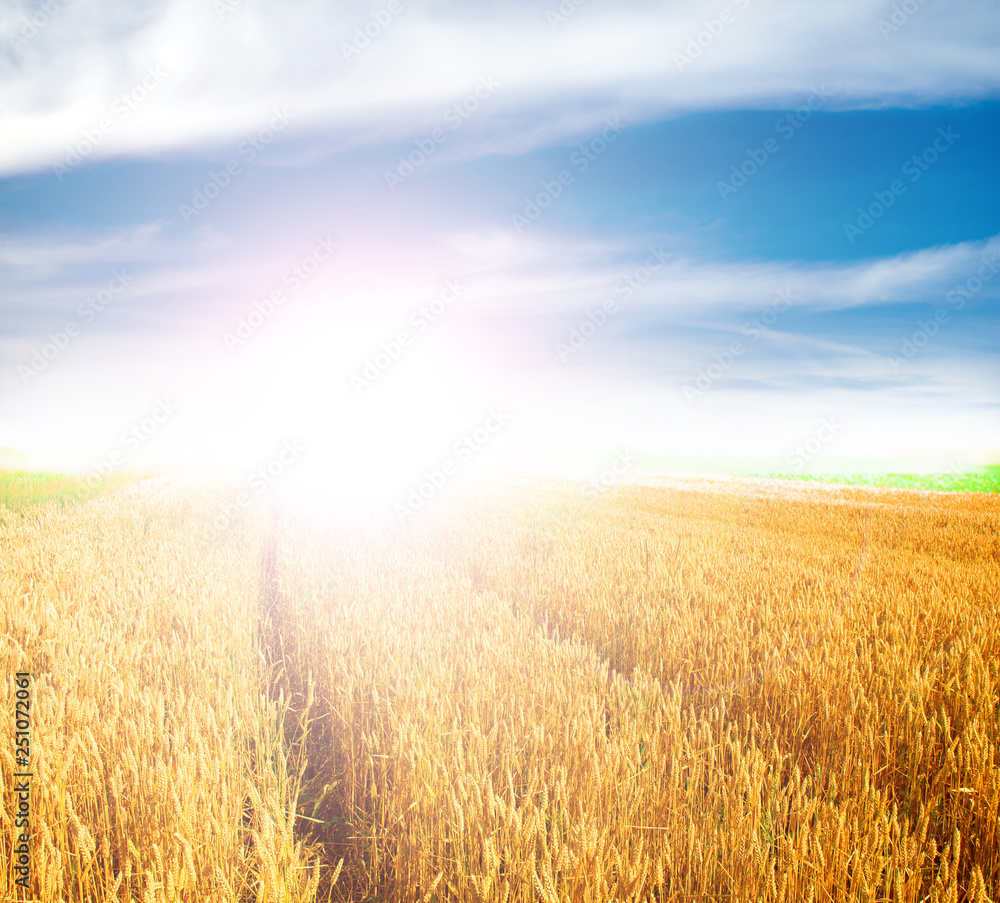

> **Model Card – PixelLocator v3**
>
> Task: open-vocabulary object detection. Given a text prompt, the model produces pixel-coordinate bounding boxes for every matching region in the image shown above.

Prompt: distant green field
[753,466,1000,494]
[0,471,133,511]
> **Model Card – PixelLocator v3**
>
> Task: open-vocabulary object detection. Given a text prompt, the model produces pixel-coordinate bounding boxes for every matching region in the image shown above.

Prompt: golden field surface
[1,476,998,902]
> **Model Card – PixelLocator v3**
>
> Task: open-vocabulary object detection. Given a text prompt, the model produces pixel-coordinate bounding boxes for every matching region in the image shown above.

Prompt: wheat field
[1,476,997,902]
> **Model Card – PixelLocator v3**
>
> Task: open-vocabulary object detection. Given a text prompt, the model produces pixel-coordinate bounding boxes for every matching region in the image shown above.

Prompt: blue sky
[1,0,998,503]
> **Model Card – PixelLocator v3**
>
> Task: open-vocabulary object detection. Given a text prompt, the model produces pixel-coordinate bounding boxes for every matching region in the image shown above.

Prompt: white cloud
[1,0,997,174]
[0,221,167,273]
[3,221,996,347]
[458,233,1000,315]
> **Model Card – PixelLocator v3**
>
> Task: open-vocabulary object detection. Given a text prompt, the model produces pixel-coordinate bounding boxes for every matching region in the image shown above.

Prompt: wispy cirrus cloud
[0,221,168,273]
[2,223,996,349]
[1,0,998,175]
[456,232,1000,317]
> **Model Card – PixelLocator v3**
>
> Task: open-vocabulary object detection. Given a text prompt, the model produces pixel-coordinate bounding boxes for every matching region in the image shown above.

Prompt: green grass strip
[0,470,135,511]
[750,466,1000,494]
